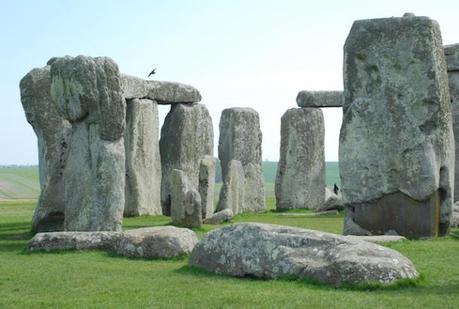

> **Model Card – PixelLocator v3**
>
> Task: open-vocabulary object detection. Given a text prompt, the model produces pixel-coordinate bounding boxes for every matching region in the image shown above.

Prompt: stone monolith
[199,155,216,219]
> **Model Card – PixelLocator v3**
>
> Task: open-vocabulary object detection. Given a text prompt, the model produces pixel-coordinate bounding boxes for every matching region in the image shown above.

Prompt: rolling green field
[0,162,340,200]
[1,199,459,308]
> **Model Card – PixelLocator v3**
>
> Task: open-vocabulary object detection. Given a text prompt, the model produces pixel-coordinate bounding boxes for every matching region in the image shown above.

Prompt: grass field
[1,198,459,308]
[0,162,340,200]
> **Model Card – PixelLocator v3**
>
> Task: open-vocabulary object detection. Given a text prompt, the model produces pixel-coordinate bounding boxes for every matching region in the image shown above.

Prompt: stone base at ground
[115,226,198,258]
[203,209,234,225]
[190,223,418,287]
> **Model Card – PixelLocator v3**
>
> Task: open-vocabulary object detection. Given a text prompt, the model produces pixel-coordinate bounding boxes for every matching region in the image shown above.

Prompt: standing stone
[275,108,325,210]
[124,98,162,216]
[50,55,126,231]
[170,169,202,228]
[199,155,216,219]
[445,44,459,202]
[217,160,245,214]
[160,103,213,215]
[218,108,265,213]
[340,15,454,238]
[20,66,71,232]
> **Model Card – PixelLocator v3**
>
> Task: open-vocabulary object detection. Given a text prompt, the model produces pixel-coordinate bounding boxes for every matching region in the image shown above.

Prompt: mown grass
[1,199,459,308]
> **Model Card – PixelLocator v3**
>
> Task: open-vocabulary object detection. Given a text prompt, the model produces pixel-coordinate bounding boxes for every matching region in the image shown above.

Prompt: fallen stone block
[203,209,234,225]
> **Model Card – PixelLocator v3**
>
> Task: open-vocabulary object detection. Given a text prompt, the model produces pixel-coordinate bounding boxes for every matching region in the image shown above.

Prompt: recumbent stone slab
[190,223,418,287]
[340,15,454,238]
[296,91,343,107]
[275,108,325,210]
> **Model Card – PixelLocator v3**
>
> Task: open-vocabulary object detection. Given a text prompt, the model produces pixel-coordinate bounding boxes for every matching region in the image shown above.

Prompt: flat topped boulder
[190,223,418,286]
[121,74,201,104]
[115,226,198,258]
[296,91,343,107]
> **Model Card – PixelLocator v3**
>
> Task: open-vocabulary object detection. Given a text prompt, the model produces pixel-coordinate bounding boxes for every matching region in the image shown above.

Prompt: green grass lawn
[0,166,39,199]
[1,199,459,308]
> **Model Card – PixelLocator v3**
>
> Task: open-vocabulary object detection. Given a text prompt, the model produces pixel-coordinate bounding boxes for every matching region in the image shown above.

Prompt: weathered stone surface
[160,103,213,215]
[115,226,198,258]
[340,15,454,237]
[190,223,418,286]
[445,44,459,202]
[296,91,343,107]
[452,201,459,227]
[218,108,265,213]
[120,74,201,104]
[216,160,245,214]
[343,235,406,243]
[27,231,122,252]
[170,169,203,228]
[20,66,71,232]
[50,55,126,231]
[124,98,162,216]
[199,156,216,219]
[203,208,234,225]
[275,108,325,210]
[316,187,344,212]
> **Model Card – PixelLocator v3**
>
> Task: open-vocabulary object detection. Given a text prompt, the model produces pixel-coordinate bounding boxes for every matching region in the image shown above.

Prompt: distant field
[0,162,340,200]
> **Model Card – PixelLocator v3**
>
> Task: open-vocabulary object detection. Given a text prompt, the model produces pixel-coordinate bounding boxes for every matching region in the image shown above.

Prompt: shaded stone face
[444,44,459,202]
[124,98,162,216]
[275,108,325,210]
[216,159,245,214]
[49,55,126,231]
[159,103,213,215]
[340,15,454,237]
[20,66,71,232]
[218,108,265,213]
[170,169,202,228]
[199,155,216,219]
[296,91,343,107]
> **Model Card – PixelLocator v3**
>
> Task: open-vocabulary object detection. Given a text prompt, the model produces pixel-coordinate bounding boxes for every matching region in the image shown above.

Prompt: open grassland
[1,199,459,308]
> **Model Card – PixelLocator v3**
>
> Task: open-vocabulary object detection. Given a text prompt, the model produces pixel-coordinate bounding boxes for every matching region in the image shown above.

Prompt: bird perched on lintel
[148,67,157,77]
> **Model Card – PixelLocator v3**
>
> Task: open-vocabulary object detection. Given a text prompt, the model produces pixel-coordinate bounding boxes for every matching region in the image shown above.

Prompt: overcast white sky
[1,0,459,164]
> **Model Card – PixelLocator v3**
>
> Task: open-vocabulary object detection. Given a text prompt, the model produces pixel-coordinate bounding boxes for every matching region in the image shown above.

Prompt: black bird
[148,67,157,77]
[333,183,339,195]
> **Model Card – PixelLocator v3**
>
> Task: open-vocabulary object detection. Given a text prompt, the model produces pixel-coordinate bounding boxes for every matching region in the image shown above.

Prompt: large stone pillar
[217,108,265,213]
[340,14,454,238]
[124,98,162,216]
[50,56,126,231]
[275,108,325,210]
[159,103,214,216]
[445,44,459,202]
[20,65,71,232]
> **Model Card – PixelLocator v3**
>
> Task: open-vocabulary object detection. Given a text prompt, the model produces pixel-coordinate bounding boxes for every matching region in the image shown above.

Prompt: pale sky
[1,0,459,164]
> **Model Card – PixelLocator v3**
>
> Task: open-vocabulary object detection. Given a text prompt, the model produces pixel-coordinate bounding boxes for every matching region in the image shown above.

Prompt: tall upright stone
[50,55,126,231]
[275,108,325,210]
[124,98,162,216]
[218,108,265,213]
[170,169,202,228]
[160,103,213,215]
[20,66,71,232]
[217,159,245,214]
[445,44,459,202]
[199,155,216,219]
[340,14,454,238]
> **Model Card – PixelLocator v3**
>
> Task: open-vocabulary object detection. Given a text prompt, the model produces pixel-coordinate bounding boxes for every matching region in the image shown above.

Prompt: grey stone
[452,201,459,227]
[316,187,344,212]
[203,208,234,225]
[20,66,71,232]
[160,103,213,215]
[199,155,216,219]
[50,55,126,231]
[27,231,122,252]
[216,160,245,214]
[124,98,162,216]
[296,91,343,107]
[218,108,265,213]
[120,74,201,104]
[343,235,406,243]
[275,108,325,210]
[115,226,198,258]
[170,169,203,228]
[190,223,418,287]
[444,44,459,202]
[340,15,454,238]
